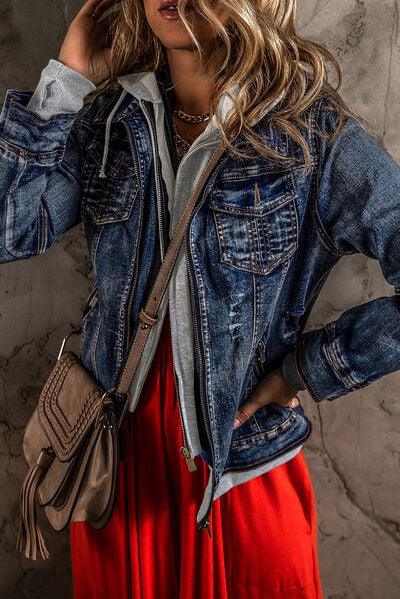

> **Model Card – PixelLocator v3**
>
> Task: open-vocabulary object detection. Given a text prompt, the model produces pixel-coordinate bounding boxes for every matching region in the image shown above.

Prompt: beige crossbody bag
[16,141,225,560]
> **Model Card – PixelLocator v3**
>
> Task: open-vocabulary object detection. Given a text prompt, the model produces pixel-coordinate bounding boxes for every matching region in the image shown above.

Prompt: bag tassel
[16,447,55,560]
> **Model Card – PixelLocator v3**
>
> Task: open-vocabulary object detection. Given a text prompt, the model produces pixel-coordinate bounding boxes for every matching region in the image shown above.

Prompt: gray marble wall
[0,1,399,597]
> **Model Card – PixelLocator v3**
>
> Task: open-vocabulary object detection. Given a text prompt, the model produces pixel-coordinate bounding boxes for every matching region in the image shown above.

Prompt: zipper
[139,99,167,260]
[174,369,197,472]
[203,519,212,538]
[254,340,266,378]
[121,120,144,355]
[79,285,98,359]
[168,126,218,485]
[185,226,217,535]
[137,98,197,474]
[38,203,47,254]
[162,91,198,472]
[82,285,98,320]
[182,158,228,535]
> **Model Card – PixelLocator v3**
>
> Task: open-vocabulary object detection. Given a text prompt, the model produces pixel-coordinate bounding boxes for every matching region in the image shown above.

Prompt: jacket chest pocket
[209,168,298,275]
[81,124,140,226]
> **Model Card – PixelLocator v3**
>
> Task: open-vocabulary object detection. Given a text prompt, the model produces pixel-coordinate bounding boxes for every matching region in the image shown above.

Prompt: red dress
[70,308,324,599]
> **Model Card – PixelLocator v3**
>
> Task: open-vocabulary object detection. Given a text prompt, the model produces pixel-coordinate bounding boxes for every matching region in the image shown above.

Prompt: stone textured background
[0,0,399,597]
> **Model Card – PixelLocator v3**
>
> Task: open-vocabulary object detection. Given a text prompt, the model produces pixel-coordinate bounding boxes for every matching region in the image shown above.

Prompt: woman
[2,0,400,596]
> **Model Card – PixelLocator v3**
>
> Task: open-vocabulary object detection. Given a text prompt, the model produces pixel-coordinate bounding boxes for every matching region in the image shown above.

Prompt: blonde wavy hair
[87,0,368,175]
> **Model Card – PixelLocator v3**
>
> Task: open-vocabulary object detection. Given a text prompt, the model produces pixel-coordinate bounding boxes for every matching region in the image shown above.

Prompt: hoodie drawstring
[99,89,128,179]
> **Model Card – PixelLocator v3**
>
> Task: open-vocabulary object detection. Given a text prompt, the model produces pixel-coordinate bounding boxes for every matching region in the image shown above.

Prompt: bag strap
[115,140,226,428]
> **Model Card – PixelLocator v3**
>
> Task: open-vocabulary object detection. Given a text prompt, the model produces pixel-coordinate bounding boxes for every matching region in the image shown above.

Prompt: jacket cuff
[281,348,307,391]
[26,59,97,118]
[295,323,361,402]
[0,60,96,155]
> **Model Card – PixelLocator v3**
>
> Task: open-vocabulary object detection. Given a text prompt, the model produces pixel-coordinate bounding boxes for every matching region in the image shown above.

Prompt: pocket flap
[209,169,296,217]
[38,351,105,462]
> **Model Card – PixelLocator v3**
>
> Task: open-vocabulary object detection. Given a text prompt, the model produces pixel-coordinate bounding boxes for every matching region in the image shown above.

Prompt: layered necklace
[172,106,211,160]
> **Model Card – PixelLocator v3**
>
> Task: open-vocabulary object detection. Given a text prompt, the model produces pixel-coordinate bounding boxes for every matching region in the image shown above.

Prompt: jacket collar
[117,66,285,129]
[97,66,285,178]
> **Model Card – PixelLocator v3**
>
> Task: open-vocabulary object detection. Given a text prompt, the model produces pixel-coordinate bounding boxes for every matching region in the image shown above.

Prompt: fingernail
[233,418,240,429]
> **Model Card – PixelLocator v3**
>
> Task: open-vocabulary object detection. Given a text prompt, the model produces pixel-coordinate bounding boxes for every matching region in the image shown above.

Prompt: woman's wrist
[57,57,96,86]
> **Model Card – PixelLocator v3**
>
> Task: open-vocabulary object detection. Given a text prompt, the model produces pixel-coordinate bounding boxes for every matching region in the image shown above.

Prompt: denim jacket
[1,59,400,531]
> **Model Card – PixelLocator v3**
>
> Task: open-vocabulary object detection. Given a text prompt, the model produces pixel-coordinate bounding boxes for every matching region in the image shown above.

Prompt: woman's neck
[166,48,213,116]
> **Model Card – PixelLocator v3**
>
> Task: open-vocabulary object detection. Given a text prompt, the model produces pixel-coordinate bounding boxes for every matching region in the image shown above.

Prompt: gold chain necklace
[173,108,210,124]
[172,107,210,160]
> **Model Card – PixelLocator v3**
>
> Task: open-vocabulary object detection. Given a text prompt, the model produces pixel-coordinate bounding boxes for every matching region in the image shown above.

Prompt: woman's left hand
[233,368,300,429]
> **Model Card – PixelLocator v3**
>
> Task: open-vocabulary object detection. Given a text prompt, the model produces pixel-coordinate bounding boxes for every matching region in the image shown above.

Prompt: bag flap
[38,351,106,462]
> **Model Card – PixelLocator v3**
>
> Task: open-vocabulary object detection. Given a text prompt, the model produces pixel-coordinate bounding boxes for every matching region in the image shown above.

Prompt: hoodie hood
[97,68,285,178]
[116,69,285,125]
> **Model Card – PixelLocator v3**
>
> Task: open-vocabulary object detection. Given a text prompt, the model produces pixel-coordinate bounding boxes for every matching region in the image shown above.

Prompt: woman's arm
[235,102,400,428]
[293,103,400,401]
[0,0,113,264]
[0,64,95,263]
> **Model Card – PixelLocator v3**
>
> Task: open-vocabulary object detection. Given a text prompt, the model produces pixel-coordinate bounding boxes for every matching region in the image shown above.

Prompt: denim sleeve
[0,61,95,263]
[280,348,307,391]
[26,58,96,118]
[296,106,400,401]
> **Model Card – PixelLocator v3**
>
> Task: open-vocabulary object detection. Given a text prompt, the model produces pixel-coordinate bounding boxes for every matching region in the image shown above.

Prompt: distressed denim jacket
[1,59,400,531]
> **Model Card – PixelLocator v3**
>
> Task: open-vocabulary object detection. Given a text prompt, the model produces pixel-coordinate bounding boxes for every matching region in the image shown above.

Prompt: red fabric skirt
[70,310,324,599]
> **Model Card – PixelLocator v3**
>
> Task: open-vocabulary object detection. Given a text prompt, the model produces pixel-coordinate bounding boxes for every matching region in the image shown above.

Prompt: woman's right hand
[58,0,120,86]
